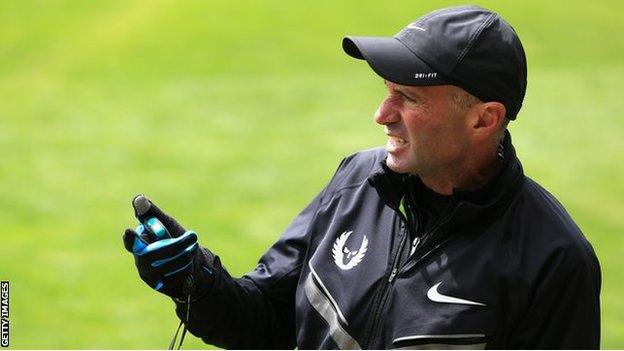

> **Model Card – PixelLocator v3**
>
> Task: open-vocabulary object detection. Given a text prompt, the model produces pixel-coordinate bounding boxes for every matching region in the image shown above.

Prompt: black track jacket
[176,133,601,349]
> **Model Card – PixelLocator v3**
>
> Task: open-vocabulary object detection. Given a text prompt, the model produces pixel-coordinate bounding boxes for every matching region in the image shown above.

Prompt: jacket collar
[368,130,525,228]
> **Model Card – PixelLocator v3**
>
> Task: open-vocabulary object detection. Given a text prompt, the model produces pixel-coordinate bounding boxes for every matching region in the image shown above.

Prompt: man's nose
[374,97,400,125]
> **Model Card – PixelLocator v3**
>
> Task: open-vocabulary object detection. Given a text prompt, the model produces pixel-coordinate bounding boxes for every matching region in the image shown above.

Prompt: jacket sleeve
[173,161,344,349]
[508,244,601,349]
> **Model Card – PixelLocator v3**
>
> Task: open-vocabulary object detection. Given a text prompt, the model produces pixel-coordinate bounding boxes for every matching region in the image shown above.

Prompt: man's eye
[399,92,418,103]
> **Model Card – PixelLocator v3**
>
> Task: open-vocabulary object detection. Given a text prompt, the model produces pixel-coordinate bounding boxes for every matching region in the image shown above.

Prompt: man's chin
[385,154,415,174]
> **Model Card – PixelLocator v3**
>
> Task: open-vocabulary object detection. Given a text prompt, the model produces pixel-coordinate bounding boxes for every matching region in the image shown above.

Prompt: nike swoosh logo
[427,282,486,306]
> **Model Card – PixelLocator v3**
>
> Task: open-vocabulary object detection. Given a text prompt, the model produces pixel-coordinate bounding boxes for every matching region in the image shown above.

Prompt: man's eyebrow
[384,80,422,100]
[397,88,422,101]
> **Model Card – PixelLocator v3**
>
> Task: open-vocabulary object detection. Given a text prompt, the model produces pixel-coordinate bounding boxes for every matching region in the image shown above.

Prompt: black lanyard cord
[168,320,184,350]
[168,293,191,350]
[168,271,194,350]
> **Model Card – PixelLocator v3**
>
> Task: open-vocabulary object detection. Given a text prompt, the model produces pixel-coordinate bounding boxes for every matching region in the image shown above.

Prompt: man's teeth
[388,136,407,146]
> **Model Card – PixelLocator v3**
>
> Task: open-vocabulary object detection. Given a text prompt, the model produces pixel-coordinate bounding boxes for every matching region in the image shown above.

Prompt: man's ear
[470,102,506,138]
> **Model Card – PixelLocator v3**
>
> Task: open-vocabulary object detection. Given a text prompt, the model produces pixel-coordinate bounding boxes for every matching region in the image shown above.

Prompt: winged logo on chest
[332,231,369,270]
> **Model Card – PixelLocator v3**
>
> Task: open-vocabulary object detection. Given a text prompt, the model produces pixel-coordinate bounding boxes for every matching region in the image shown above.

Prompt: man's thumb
[123,228,146,253]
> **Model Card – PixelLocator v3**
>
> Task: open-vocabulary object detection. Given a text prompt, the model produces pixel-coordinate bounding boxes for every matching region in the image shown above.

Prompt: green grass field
[1,0,623,348]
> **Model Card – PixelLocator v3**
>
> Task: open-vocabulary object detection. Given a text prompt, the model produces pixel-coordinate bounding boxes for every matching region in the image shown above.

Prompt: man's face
[375,81,472,176]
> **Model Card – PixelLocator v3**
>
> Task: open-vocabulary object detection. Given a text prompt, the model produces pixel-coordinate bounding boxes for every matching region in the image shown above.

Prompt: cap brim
[342,36,449,86]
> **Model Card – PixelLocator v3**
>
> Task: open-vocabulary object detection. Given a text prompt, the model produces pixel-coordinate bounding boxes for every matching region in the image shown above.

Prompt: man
[123,5,601,349]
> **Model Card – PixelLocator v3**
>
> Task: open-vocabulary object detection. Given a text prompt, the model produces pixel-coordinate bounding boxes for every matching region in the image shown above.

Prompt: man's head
[375,81,506,177]
[343,5,525,188]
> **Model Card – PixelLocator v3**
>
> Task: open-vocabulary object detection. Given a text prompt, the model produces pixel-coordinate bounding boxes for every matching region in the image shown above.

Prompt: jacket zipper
[365,199,460,348]
[390,198,411,284]
[400,204,462,275]
[364,214,409,348]
[404,194,422,256]
[387,230,407,283]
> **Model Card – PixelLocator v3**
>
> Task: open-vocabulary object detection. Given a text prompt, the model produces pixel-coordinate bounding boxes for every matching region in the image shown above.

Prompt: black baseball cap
[342,5,527,120]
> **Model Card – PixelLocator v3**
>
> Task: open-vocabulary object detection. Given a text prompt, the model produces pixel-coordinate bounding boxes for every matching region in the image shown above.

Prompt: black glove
[123,195,213,299]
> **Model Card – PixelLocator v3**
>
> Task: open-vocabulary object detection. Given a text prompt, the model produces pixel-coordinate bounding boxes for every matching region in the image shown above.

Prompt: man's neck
[418,151,503,196]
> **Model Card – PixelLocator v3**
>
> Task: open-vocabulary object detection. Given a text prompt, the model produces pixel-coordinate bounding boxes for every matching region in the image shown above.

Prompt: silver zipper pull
[388,267,398,283]
[410,237,421,256]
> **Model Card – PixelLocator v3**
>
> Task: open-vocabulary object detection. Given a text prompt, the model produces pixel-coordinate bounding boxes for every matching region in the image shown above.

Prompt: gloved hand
[123,195,203,299]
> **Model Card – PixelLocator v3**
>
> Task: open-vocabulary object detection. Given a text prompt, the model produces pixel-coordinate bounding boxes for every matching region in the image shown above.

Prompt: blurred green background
[0,0,622,348]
